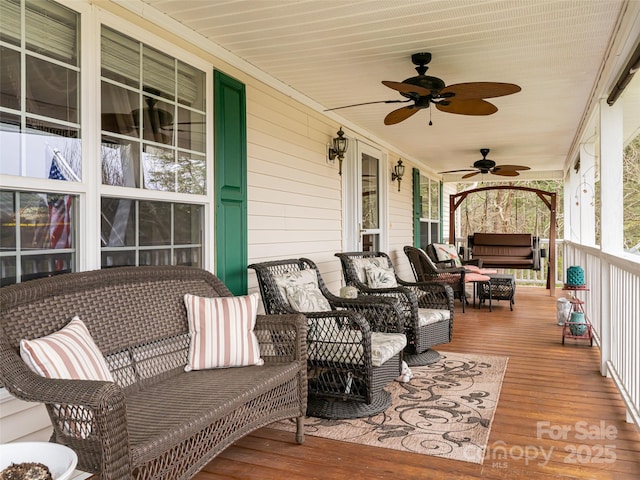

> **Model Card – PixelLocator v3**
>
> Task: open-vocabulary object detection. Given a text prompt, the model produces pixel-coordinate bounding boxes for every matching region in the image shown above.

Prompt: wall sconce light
[328,127,349,175]
[391,159,405,191]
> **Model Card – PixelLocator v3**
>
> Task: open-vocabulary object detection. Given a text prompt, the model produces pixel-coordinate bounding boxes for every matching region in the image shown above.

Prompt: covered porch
[199,286,640,479]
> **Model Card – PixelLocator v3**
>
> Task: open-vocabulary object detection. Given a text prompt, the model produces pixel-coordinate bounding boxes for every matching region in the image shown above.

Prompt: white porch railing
[565,241,640,429]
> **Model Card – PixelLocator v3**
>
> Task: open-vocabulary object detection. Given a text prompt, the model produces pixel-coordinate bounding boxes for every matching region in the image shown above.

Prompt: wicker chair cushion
[432,243,463,267]
[183,293,264,370]
[351,257,388,284]
[274,270,331,312]
[308,329,406,368]
[20,316,113,382]
[418,308,451,327]
[365,264,398,288]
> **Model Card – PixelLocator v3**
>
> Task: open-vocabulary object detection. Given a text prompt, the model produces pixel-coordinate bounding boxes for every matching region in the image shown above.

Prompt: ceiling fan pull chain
[429,107,433,126]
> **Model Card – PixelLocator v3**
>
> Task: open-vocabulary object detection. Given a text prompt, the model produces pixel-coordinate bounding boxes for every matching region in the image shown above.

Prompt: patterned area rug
[270,351,508,464]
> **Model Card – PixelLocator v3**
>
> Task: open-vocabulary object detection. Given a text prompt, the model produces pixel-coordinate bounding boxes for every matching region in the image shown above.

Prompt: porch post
[598,98,623,376]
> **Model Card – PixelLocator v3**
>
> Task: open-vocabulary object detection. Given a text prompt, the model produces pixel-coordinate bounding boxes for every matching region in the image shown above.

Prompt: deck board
[196,287,640,479]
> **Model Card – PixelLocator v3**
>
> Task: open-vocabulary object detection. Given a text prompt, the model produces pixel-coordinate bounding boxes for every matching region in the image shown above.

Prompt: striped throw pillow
[184,293,264,370]
[20,316,113,382]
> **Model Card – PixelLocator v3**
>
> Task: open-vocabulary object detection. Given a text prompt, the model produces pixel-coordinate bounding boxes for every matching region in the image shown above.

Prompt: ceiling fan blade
[494,164,531,171]
[438,168,477,174]
[435,98,498,115]
[440,82,521,100]
[461,171,481,179]
[492,169,520,177]
[382,80,431,97]
[384,105,420,125]
[324,98,411,112]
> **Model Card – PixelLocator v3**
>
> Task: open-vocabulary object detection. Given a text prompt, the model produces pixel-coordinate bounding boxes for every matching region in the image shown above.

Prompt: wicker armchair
[334,251,453,366]
[249,258,406,419]
[404,245,468,312]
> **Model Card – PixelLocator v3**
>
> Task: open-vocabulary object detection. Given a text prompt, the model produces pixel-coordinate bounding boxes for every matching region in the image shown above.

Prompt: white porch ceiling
[138,0,630,179]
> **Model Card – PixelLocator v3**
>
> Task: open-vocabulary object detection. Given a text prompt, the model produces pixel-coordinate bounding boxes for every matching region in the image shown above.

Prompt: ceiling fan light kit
[326,52,521,126]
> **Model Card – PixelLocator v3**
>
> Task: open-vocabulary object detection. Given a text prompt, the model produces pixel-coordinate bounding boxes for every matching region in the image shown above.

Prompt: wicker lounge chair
[404,245,468,312]
[334,251,453,366]
[249,258,406,419]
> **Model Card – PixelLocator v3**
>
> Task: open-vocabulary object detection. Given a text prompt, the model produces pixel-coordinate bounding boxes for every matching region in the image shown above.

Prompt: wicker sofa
[0,266,307,480]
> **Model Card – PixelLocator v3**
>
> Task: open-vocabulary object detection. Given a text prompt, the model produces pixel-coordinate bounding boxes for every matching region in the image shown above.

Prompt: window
[0,0,80,285]
[100,27,206,194]
[101,198,203,268]
[419,174,440,247]
[0,0,81,180]
[0,1,211,285]
[99,26,207,268]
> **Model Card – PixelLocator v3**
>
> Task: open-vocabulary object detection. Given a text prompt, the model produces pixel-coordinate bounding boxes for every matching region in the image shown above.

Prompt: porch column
[598,98,623,376]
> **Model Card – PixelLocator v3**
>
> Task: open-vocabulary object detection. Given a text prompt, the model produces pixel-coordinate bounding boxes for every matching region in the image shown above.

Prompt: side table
[479,274,516,311]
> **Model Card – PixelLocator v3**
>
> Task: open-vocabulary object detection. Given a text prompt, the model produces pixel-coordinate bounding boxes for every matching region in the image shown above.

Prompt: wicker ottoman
[479,273,516,311]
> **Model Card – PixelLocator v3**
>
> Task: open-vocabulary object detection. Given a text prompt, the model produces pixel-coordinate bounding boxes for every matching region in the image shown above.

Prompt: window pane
[143,144,175,191]
[177,108,205,152]
[101,82,139,137]
[430,180,439,220]
[101,27,139,88]
[178,61,204,110]
[362,153,379,229]
[25,119,81,180]
[1,256,17,287]
[143,47,175,101]
[142,96,174,145]
[0,0,20,46]
[174,247,201,266]
[420,176,429,219]
[21,252,73,281]
[26,56,78,123]
[0,190,16,250]
[102,136,140,187]
[20,191,74,250]
[139,248,171,266]
[0,46,20,110]
[0,112,21,176]
[177,152,205,194]
[174,203,202,244]
[139,200,171,246]
[101,250,135,268]
[101,197,135,247]
[25,0,78,65]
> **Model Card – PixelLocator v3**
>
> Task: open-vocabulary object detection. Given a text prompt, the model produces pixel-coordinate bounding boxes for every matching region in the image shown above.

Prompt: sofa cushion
[183,293,264,370]
[20,316,113,382]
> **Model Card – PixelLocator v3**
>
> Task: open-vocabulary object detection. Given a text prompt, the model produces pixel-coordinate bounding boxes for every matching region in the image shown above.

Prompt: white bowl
[0,442,78,480]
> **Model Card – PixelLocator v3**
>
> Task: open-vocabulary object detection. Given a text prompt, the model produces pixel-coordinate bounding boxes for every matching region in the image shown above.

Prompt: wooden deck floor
[195,287,640,480]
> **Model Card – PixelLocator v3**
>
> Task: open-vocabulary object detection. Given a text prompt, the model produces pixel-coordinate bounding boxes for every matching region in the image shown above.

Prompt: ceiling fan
[439,149,531,178]
[326,52,521,125]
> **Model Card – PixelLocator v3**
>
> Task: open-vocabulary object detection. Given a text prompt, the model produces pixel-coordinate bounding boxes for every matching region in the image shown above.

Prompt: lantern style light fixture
[391,159,405,191]
[328,127,349,175]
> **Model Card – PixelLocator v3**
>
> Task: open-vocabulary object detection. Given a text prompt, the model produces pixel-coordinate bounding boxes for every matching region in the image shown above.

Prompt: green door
[214,71,247,295]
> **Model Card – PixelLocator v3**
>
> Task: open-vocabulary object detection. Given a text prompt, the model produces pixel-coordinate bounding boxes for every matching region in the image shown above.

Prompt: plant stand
[561,284,593,346]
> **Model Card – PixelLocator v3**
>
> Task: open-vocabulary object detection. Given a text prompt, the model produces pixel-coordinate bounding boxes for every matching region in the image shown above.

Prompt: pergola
[448,185,557,295]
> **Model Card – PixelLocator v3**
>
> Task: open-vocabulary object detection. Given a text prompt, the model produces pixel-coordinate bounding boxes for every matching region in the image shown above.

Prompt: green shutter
[214,71,247,295]
[413,168,421,247]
